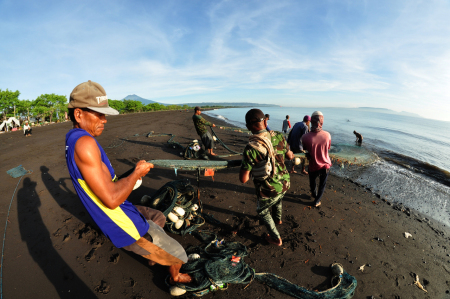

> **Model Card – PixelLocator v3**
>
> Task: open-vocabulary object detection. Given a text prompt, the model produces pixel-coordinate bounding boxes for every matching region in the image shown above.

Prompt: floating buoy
[170,286,187,296]
[188,253,200,261]
[175,219,184,229]
[173,207,186,217]
[133,178,142,190]
[167,212,179,223]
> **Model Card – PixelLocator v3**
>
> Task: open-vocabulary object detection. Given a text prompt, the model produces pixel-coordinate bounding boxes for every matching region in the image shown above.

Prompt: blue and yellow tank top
[65,128,149,248]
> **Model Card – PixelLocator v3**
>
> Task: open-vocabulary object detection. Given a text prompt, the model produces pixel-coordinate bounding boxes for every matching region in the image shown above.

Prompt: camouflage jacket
[192,114,212,136]
[241,130,290,198]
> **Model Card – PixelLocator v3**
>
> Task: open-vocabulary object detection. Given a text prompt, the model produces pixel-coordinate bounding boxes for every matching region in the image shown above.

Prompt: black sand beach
[1,110,449,298]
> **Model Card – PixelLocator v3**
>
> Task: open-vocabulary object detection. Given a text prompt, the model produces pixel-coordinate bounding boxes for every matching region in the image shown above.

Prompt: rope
[210,127,242,155]
[1,170,32,299]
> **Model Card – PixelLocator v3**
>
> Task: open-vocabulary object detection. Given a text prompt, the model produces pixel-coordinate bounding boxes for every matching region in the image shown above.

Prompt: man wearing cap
[192,106,216,156]
[65,80,191,285]
[287,115,311,175]
[239,109,294,246]
[301,111,332,207]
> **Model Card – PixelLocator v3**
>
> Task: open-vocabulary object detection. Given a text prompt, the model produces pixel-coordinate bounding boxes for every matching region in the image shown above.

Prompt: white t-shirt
[23,124,31,132]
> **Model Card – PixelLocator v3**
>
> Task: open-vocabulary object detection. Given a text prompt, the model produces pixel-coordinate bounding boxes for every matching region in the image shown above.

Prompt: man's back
[288,122,308,152]
[301,130,332,172]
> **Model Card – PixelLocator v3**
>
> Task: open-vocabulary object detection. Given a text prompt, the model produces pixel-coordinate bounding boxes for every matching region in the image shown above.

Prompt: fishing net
[6,165,30,178]
[140,180,205,235]
[171,233,357,298]
[255,263,357,299]
[170,235,255,296]
[147,159,242,171]
[329,144,379,167]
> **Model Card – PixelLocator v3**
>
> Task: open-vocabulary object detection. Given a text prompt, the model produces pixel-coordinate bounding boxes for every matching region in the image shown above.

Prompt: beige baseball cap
[68,80,119,115]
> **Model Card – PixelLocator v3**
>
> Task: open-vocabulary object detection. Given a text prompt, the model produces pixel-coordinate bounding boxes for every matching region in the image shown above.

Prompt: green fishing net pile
[140,180,205,235]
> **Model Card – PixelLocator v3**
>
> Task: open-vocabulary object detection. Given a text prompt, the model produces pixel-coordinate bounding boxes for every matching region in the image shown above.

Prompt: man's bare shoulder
[74,135,101,162]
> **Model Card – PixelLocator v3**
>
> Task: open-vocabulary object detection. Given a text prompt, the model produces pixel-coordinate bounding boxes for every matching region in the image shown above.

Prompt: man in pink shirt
[301,111,332,207]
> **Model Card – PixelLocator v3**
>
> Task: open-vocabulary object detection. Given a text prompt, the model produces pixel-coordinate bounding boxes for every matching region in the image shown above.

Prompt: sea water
[205,107,450,227]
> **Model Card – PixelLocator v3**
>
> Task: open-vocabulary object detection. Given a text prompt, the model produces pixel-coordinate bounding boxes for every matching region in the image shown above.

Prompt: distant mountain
[358,107,422,118]
[122,94,161,105]
[182,102,278,107]
[399,111,422,118]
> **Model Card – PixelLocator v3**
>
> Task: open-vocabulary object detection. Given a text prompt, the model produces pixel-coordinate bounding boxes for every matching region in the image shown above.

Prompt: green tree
[16,99,34,123]
[0,89,20,121]
[124,100,144,113]
[34,94,67,122]
[109,99,126,113]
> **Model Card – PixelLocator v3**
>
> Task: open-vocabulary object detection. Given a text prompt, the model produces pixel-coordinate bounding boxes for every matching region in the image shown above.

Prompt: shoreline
[204,109,450,229]
[1,110,449,298]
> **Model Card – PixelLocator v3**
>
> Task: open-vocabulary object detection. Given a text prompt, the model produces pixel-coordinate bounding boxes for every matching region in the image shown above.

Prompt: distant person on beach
[287,115,311,175]
[354,130,363,145]
[282,115,291,133]
[65,80,191,285]
[240,109,294,246]
[192,106,216,156]
[265,114,271,131]
[301,111,332,207]
[23,121,32,137]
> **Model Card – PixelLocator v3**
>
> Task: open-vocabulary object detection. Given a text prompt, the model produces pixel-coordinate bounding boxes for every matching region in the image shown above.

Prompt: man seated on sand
[65,80,191,285]
[301,111,332,207]
[287,115,311,175]
[23,121,32,137]
[239,109,294,246]
[353,130,363,145]
[192,106,216,156]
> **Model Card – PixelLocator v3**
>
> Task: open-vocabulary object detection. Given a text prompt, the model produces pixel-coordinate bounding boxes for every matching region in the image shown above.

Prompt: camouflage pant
[257,192,285,240]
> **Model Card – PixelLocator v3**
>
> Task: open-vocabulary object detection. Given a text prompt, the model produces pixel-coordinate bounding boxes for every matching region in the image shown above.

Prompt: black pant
[309,168,329,204]
[24,129,32,135]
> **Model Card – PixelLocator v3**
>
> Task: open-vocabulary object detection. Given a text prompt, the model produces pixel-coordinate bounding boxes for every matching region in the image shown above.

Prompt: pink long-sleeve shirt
[301,130,332,172]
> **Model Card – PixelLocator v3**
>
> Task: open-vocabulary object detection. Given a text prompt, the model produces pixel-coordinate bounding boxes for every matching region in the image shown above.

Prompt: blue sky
[1,0,450,121]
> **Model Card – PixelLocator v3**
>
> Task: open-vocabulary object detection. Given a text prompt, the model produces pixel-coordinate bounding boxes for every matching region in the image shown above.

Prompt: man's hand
[134,160,154,178]
[212,124,216,127]
[285,150,294,160]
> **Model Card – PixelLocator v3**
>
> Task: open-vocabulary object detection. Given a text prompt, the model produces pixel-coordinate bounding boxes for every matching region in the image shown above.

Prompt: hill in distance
[122,95,278,108]
[122,94,161,105]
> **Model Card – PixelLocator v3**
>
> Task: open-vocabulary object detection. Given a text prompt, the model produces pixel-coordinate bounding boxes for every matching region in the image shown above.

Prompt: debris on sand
[414,274,427,293]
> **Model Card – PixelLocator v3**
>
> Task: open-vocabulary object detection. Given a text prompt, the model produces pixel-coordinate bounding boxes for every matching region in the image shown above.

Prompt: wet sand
[1,110,449,298]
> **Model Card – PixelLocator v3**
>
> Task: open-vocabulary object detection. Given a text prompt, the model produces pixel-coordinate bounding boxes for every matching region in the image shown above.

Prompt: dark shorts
[200,131,214,150]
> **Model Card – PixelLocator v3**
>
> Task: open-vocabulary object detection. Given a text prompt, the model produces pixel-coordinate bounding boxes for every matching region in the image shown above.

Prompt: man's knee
[135,205,166,228]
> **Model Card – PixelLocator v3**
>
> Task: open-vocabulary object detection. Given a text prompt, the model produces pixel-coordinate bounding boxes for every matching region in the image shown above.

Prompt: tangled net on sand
[329,144,379,168]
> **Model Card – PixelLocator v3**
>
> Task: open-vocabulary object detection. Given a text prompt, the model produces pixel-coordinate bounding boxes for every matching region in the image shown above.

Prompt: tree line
[0,89,198,125]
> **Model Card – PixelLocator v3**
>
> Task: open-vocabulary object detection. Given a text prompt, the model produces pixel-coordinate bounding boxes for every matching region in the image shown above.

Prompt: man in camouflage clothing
[239,109,294,246]
[192,106,216,156]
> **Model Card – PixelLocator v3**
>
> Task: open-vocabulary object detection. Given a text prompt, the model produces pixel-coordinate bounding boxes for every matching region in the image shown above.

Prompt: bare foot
[265,234,282,246]
[289,170,297,174]
[314,201,322,208]
[209,153,217,156]
[170,273,192,285]
[301,170,308,175]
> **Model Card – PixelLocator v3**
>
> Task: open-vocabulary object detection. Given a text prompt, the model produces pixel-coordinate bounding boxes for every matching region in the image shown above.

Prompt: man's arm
[74,136,153,209]
[200,117,215,127]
